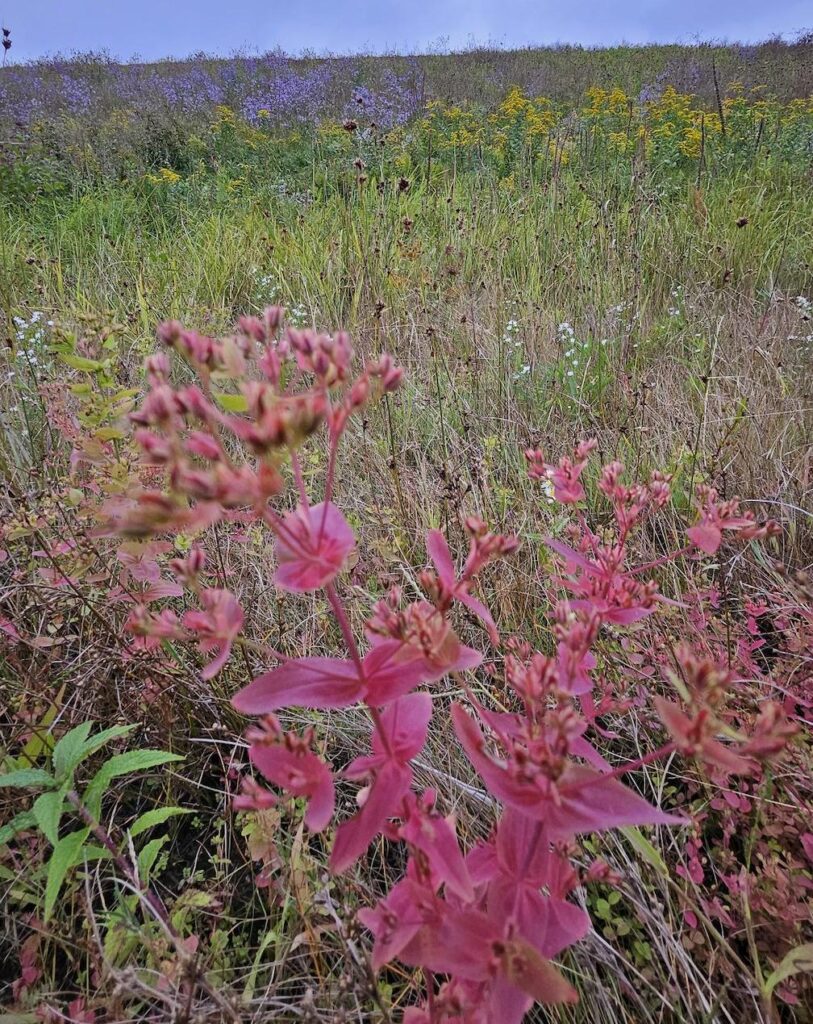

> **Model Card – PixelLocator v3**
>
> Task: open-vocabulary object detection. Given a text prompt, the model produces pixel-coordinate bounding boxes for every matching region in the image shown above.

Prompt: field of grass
[1,42,812,1024]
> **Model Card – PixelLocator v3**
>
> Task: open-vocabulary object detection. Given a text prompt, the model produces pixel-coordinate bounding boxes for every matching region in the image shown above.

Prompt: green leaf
[51,721,94,779]
[60,353,104,372]
[242,927,279,1002]
[94,427,125,442]
[74,844,113,864]
[0,768,55,789]
[764,943,813,996]
[20,687,64,762]
[56,724,135,782]
[620,826,669,877]
[44,828,90,921]
[137,835,168,885]
[32,790,65,846]
[84,749,183,818]
[213,390,248,413]
[129,806,192,839]
[0,810,37,845]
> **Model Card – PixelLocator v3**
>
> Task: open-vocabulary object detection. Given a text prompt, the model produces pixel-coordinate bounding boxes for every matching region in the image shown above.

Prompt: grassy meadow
[1,41,812,1024]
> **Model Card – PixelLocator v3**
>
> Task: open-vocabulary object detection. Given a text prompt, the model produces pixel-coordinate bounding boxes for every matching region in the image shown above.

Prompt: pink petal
[232,657,364,713]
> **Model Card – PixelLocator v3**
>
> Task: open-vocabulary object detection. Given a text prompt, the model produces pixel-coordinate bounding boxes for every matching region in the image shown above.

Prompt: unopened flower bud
[145,352,170,382]
[264,305,284,334]
[157,320,183,347]
[350,376,370,407]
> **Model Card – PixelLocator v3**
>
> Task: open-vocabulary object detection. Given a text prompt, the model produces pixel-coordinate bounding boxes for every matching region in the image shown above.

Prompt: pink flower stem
[325,582,364,676]
[290,450,311,510]
[631,546,692,576]
[261,505,303,548]
[325,581,394,756]
[319,422,342,537]
[577,508,601,557]
[578,742,676,788]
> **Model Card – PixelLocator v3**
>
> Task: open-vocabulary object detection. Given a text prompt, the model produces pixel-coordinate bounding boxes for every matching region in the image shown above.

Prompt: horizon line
[2,28,811,69]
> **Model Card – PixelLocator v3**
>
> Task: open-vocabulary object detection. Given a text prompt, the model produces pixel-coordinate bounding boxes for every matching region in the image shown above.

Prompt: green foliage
[1,722,183,919]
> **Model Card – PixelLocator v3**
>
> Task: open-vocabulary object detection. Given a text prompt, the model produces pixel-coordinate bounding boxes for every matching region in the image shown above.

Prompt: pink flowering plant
[92,308,802,1021]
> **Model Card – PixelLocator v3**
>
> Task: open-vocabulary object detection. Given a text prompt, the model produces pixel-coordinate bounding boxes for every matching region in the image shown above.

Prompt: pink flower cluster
[113,312,795,1023]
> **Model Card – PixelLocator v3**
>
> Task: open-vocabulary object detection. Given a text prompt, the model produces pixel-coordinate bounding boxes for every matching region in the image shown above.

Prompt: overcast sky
[1,0,810,63]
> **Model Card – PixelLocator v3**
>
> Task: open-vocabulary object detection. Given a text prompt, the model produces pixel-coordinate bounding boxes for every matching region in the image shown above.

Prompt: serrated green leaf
[137,835,168,885]
[84,749,183,818]
[0,810,37,845]
[44,828,90,921]
[32,790,64,845]
[0,768,55,789]
[129,806,192,839]
[213,390,248,413]
[55,724,135,782]
[764,943,813,996]
[52,721,94,779]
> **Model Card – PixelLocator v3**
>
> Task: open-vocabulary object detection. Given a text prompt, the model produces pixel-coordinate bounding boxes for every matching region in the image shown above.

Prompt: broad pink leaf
[426,529,456,586]
[362,641,435,705]
[232,657,364,713]
[457,590,500,645]
[549,764,685,838]
[358,876,432,970]
[249,744,335,832]
[400,799,474,901]
[544,537,599,574]
[687,523,722,554]
[499,940,579,1005]
[330,761,412,874]
[372,692,433,762]
[654,696,754,775]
